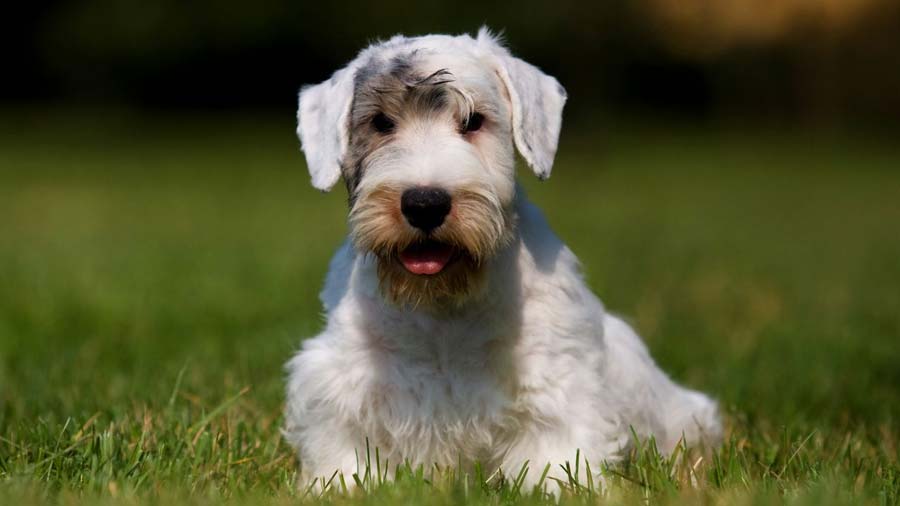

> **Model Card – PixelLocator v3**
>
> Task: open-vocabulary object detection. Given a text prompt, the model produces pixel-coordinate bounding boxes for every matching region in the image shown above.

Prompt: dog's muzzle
[398,186,455,275]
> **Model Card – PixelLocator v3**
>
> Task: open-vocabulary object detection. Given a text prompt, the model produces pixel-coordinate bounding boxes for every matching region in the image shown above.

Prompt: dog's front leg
[285,331,376,492]
[292,420,371,492]
[499,426,604,491]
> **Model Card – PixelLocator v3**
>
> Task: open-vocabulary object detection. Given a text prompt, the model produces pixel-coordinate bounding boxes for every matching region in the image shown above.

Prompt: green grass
[1,112,898,505]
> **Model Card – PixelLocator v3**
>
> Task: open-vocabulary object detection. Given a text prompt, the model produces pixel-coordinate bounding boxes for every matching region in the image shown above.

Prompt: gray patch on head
[342,51,475,208]
[353,56,384,92]
[388,50,418,79]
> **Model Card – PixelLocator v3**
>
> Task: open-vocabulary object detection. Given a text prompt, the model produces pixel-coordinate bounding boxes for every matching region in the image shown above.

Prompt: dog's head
[297,29,566,308]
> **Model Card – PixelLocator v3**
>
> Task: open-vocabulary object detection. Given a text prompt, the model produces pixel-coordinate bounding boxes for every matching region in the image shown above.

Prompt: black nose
[401,187,452,233]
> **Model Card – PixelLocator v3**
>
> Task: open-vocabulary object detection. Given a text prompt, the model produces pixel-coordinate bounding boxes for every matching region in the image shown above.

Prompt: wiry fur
[349,184,510,307]
[287,28,722,489]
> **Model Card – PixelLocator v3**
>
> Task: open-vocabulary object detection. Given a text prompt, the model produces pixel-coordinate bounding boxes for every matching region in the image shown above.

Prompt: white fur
[286,29,722,489]
[297,65,355,191]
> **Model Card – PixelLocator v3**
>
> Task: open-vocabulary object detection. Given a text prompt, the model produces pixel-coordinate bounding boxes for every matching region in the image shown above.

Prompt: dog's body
[285,29,721,486]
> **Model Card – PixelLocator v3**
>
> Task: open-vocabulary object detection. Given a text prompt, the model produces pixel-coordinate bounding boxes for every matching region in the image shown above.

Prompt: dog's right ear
[297,66,356,192]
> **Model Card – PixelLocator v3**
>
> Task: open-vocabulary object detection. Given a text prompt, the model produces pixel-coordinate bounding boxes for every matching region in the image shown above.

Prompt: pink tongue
[399,243,453,275]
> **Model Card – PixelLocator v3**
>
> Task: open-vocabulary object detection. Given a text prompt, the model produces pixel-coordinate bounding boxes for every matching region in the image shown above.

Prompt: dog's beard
[349,185,512,309]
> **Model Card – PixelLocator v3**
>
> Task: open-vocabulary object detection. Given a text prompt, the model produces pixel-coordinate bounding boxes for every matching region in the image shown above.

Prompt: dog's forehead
[354,35,495,90]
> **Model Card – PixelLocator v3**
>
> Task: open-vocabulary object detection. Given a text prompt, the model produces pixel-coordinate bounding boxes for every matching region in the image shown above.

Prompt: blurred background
[2,1,900,490]
[4,0,900,125]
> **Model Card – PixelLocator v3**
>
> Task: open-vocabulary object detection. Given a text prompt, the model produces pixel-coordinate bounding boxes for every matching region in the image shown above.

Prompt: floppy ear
[297,66,356,191]
[479,30,567,180]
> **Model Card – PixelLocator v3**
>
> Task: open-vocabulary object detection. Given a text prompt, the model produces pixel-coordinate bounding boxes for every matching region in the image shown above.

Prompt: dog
[285,28,722,488]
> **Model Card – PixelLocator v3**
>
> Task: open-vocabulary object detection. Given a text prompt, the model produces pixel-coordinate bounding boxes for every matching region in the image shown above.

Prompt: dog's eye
[461,113,484,134]
[372,113,395,134]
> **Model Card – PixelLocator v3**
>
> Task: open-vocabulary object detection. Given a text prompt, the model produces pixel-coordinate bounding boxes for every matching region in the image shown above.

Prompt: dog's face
[297,29,566,308]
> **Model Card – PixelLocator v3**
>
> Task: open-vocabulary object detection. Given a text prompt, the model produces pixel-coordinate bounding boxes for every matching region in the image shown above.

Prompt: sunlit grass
[1,113,898,504]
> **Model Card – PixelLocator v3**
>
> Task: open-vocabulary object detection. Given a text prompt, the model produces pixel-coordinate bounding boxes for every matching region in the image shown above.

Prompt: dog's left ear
[479,29,567,180]
[297,66,356,191]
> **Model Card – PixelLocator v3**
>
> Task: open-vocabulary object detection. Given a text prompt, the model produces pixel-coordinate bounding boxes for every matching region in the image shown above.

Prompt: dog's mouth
[398,240,457,275]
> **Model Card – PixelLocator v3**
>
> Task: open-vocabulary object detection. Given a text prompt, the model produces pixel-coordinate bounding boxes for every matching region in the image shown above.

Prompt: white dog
[285,28,721,488]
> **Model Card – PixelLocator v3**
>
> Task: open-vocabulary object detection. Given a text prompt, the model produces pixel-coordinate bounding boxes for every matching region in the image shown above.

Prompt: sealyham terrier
[285,28,722,488]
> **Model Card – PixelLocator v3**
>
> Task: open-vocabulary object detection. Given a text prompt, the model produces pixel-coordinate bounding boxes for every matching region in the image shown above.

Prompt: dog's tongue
[399,242,454,275]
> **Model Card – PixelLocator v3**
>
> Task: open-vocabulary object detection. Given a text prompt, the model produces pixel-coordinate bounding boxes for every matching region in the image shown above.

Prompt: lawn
[1,112,898,505]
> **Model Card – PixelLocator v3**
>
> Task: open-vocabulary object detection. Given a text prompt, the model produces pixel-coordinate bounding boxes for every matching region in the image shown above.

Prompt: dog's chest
[356,331,521,465]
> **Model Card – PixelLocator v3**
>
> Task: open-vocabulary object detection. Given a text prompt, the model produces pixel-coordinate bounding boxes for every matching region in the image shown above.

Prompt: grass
[0,111,898,504]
